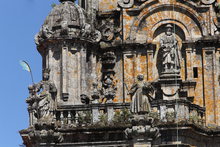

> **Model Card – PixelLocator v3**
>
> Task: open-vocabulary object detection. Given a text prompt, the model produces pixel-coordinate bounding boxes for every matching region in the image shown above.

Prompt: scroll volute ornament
[118,0,134,8]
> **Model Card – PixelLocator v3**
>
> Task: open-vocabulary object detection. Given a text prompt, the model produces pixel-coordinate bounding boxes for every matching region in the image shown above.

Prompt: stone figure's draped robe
[160,34,180,69]
[129,81,152,114]
[36,81,56,119]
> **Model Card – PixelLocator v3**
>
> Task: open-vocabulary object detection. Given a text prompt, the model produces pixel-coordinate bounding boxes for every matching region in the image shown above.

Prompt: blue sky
[0,0,76,146]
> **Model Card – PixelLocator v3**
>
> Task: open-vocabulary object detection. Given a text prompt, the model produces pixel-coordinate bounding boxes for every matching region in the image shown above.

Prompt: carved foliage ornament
[102,74,117,103]
[35,24,101,45]
[81,23,102,42]
[99,18,116,42]
[98,17,122,48]
[125,115,160,140]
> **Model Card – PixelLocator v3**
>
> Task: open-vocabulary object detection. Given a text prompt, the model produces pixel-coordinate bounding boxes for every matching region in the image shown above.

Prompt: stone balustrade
[47,100,205,128]
[53,103,130,127]
[151,99,205,126]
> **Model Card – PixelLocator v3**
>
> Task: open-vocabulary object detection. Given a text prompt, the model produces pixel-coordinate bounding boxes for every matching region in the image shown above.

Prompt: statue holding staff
[160,24,180,72]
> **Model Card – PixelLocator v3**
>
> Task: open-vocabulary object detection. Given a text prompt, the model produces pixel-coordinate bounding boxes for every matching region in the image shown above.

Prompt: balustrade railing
[29,99,205,128]
[50,99,205,128]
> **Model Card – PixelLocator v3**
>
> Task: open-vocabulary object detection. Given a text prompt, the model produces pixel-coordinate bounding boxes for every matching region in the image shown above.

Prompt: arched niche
[128,3,205,43]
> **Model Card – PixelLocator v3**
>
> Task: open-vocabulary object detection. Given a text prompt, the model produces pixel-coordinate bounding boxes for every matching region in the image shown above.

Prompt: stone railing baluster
[75,111,79,125]
[60,111,64,126]
[68,111,72,124]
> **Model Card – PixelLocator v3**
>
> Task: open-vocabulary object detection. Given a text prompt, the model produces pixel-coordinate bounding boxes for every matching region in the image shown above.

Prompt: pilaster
[202,47,216,125]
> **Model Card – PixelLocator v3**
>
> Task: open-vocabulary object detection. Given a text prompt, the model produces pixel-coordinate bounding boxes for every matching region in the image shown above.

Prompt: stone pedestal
[125,115,160,147]
[107,104,114,122]
[134,143,151,147]
[159,73,182,100]
[92,105,99,123]
[160,104,167,121]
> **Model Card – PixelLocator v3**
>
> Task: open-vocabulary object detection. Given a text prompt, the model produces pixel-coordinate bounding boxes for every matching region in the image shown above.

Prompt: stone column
[202,47,216,125]
[123,53,135,102]
[61,46,69,101]
[186,47,193,80]
[45,46,51,69]
[48,47,52,75]
[107,104,114,122]
[80,47,87,94]
[216,48,220,125]
[175,103,186,121]
[28,109,33,126]
[88,49,97,97]
[160,104,167,121]
[92,105,99,123]
[90,50,97,82]
[147,48,154,81]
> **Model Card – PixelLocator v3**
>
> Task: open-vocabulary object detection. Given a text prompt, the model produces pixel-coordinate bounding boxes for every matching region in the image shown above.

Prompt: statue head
[28,85,34,90]
[165,24,173,36]
[103,73,113,85]
[43,68,50,81]
[92,82,98,88]
[28,85,35,94]
[80,94,90,104]
[137,74,144,81]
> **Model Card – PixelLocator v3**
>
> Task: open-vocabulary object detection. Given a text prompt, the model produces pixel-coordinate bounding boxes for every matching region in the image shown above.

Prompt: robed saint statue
[128,75,155,114]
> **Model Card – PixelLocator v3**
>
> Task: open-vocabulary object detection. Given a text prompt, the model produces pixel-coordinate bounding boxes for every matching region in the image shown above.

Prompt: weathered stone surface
[20,0,220,146]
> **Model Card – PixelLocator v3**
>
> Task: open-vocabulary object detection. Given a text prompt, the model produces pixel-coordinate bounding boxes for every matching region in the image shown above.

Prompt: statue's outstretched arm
[128,83,138,95]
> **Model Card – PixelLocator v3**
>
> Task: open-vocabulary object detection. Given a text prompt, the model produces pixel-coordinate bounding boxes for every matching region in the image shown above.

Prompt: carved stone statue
[30,69,57,120]
[91,82,101,103]
[80,94,90,104]
[101,74,117,103]
[128,75,154,114]
[26,85,37,110]
[160,24,180,73]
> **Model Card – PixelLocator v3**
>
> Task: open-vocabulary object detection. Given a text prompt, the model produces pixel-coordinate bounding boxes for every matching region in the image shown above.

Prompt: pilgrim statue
[160,24,180,72]
[128,75,155,114]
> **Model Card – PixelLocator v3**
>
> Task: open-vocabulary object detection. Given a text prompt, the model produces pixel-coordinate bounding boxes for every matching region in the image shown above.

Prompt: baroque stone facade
[20,0,220,146]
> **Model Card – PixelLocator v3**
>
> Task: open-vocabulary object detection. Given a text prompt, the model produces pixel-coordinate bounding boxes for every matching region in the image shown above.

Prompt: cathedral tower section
[20,0,220,146]
[35,0,101,105]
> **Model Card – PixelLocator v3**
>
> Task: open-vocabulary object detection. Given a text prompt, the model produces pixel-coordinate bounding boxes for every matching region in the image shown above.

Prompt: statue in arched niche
[160,24,181,73]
